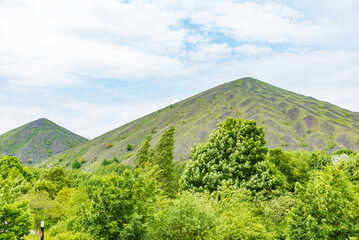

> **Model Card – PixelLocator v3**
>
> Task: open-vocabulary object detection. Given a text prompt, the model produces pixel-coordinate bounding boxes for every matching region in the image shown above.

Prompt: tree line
[1,117,359,239]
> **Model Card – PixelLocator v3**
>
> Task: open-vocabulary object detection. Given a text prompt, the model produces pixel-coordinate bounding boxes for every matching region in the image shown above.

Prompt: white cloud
[234,44,273,57]
[189,1,322,44]
[0,0,187,87]
[188,43,231,61]
[1,0,359,139]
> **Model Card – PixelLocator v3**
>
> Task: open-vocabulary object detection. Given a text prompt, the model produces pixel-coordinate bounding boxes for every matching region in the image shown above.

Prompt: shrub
[106,142,114,148]
[79,158,87,164]
[150,192,216,240]
[126,144,133,151]
[286,164,359,239]
[102,159,111,166]
[125,153,133,159]
[72,160,81,169]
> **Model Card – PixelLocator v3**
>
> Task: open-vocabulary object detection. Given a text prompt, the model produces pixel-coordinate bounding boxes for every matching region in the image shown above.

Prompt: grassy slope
[0,118,88,164]
[44,78,359,170]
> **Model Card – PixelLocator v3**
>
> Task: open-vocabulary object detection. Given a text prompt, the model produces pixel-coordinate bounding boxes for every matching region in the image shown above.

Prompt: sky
[1,0,359,139]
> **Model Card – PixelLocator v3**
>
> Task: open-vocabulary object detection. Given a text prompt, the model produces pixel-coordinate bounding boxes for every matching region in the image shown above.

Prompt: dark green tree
[72,160,81,169]
[127,144,133,151]
[181,118,282,195]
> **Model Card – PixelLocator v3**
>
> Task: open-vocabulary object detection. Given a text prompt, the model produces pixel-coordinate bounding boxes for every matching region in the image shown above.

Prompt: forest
[2,117,359,240]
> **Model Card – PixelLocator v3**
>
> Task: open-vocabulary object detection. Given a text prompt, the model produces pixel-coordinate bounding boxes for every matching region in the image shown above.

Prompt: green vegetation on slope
[4,118,359,239]
[0,118,87,164]
[44,77,359,170]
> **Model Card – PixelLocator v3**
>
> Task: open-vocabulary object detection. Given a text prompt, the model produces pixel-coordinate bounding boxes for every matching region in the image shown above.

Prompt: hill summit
[46,77,359,169]
[0,118,87,164]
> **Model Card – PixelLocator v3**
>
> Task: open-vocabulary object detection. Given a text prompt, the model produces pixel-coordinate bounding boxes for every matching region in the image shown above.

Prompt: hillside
[0,118,88,164]
[44,77,359,170]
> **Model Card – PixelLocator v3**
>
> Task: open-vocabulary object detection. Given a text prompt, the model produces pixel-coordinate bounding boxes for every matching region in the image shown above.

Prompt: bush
[72,160,81,169]
[208,186,276,239]
[106,142,114,148]
[150,192,216,240]
[286,164,359,239]
[125,152,133,159]
[79,158,87,164]
[102,159,111,166]
[126,144,133,151]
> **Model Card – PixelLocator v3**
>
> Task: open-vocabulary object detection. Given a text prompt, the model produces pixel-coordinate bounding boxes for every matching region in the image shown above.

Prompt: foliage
[286,164,359,239]
[106,142,114,148]
[41,166,71,192]
[332,149,355,156]
[0,155,33,182]
[150,191,216,240]
[182,118,281,195]
[126,144,133,151]
[268,149,311,191]
[206,185,276,239]
[72,160,81,169]
[308,150,331,170]
[81,169,158,240]
[79,158,87,164]
[134,128,177,198]
[0,177,32,240]
[22,191,61,229]
[150,127,177,197]
[134,135,152,169]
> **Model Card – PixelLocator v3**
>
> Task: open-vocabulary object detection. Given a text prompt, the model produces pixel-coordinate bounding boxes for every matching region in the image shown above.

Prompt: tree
[81,169,158,240]
[134,135,152,169]
[0,155,33,182]
[150,191,216,240]
[0,177,32,239]
[41,166,71,194]
[268,149,310,191]
[209,186,276,240]
[22,191,61,232]
[150,127,177,197]
[134,128,177,197]
[181,118,281,195]
[286,164,359,239]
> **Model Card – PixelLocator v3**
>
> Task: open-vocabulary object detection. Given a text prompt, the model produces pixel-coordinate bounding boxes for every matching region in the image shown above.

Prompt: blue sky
[1,0,359,139]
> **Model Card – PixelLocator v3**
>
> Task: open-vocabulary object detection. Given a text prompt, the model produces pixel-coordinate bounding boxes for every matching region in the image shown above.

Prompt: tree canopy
[181,118,282,195]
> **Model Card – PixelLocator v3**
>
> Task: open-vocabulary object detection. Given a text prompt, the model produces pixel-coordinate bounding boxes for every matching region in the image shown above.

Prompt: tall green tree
[181,118,282,195]
[286,164,359,239]
[134,135,152,169]
[150,127,177,197]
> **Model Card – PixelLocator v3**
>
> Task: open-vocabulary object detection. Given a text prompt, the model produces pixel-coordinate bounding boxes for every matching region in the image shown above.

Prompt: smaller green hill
[0,118,88,164]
